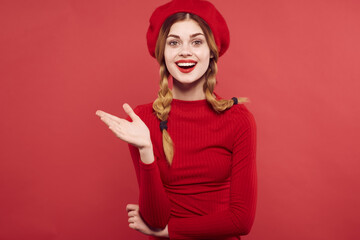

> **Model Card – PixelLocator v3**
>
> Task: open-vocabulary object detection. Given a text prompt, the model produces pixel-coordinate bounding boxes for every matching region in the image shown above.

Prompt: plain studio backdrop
[0,0,359,239]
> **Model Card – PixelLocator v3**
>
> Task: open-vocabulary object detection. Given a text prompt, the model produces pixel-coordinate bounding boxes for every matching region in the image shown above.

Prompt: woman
[96,0,257,239]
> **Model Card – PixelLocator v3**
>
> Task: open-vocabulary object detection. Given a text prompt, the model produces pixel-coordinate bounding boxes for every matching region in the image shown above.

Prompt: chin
[172,75,205,85]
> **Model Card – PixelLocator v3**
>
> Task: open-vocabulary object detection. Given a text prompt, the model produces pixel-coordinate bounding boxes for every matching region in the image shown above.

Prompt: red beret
[146,0,230,58]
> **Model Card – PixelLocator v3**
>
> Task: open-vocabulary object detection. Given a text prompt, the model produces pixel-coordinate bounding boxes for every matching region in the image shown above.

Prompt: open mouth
[176,62,197,69]
[175,61,197,73]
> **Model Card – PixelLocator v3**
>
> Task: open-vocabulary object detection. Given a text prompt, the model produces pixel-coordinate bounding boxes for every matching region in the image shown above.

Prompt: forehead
[168,19,204,36]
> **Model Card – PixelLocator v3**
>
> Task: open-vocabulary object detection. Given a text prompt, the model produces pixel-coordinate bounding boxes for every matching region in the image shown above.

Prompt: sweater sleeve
[167,106,257,239]
[127,106,171,229]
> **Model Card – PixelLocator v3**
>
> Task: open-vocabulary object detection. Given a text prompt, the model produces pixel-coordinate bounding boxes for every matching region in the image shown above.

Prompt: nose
[179,43,192,57]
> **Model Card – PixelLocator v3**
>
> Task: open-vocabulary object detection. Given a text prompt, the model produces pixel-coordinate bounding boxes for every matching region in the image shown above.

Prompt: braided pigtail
[188,14,249,112]
[204,59,249,113]
[152,63,174,165]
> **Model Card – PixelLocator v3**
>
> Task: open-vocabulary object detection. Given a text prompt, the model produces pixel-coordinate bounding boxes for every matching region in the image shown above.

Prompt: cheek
[197,54,211,73]
[164,47,177,62]
[164,49,176,75]
[194,46,211,60]
[164,56,173,71]
[197,50,211,65]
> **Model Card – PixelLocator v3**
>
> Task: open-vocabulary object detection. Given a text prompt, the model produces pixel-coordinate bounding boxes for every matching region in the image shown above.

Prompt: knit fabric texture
[128,96,257,240]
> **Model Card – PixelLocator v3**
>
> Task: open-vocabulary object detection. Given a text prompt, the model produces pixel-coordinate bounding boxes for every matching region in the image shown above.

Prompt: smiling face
[164,19,213,86]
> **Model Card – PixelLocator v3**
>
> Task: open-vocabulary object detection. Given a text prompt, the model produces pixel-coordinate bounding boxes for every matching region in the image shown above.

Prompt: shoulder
[215,92,256,127]
[133,102,153,115]
[226,103,256,131]
[132,102,157,121]
[228,103,255,119]
[225,103,257,151]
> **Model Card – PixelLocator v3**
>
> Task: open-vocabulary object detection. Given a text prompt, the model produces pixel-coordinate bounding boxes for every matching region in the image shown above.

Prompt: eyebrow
[167,33,204,39]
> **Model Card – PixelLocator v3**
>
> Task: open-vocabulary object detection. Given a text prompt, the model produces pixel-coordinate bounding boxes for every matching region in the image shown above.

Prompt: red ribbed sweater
[128,97,257,240]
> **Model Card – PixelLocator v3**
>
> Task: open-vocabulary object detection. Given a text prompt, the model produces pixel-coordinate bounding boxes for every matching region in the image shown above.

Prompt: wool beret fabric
[146,0,230,58]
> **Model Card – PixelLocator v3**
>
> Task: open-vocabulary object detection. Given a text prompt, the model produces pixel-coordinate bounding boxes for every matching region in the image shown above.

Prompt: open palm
[96,103,151,149]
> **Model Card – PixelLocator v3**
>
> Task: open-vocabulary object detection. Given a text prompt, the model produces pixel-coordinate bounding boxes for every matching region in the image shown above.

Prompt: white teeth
[177,62,196,67]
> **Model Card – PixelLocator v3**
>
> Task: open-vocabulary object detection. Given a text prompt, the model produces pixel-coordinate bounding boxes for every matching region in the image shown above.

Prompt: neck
[172,76,206,101]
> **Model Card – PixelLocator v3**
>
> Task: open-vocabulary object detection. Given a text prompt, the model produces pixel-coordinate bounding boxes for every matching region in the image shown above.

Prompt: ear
[210,52,214,59]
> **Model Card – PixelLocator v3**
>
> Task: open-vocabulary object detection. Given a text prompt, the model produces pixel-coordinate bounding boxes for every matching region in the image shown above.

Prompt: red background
[1,0,359,239]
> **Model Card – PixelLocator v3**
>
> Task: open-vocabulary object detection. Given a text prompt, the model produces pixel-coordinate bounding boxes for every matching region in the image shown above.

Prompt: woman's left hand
[126,204,169,238]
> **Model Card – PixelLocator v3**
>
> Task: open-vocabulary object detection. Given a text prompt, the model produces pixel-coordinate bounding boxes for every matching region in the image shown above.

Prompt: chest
[151,118,235,187]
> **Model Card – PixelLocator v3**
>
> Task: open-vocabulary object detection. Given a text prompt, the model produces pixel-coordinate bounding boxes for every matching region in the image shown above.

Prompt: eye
[168,40,179,46]
[193,40,203,46]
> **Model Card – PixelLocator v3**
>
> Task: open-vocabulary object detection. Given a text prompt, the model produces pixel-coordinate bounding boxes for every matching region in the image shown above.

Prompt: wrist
[139,142,153,151]
[138,143,154,164]
[152,225,168,238]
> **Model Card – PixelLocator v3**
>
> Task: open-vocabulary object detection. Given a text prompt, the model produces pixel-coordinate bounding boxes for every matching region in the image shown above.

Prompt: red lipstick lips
[175,60,197,73]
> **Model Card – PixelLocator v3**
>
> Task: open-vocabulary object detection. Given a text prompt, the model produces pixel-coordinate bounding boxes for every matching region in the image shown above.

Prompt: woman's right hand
[96,103,151,149]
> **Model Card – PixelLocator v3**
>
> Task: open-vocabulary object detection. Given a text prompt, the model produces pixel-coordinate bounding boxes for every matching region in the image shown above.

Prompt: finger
[123,103,139,121]
[99,114,124,129]
[100,118,129,136]
[97,111,123,124]
[98,119,124,139]
[129,222,137,230]
[126,204,139,212]
[96,110,109,118]
[108,124,123,138]
[95,110,102,117]
[100,117,117,129]
[99,117,118,131]
[128,210,139,217]
[100,119,131,143]
[128,216,135,223]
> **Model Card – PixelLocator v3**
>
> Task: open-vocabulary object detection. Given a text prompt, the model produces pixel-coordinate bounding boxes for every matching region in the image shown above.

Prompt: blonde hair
[153,13,249,165]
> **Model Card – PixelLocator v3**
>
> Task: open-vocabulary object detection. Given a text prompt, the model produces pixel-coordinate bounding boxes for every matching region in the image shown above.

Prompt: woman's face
[164,19,212,85]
